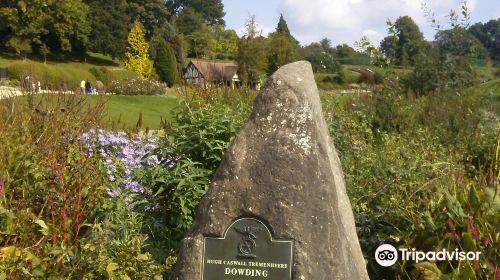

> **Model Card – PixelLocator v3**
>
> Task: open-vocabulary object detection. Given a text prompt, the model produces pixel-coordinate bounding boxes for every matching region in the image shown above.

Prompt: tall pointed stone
[172,61,369,279]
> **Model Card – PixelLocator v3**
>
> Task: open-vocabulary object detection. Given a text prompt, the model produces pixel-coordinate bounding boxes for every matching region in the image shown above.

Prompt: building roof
[189,60,239,82]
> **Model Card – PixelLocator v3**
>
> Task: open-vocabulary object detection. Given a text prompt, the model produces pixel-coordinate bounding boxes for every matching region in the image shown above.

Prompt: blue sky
[222,0,499,46]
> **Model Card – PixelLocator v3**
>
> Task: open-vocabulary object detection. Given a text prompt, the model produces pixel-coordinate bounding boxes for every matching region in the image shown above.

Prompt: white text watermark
[375,244,481,267]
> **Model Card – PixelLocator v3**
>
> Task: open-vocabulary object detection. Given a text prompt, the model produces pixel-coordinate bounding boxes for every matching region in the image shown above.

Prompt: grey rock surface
[172,61,369,279]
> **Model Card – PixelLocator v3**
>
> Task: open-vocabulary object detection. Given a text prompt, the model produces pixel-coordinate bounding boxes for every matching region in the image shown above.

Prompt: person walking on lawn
[80,80,85,94]
[85,80,92,95]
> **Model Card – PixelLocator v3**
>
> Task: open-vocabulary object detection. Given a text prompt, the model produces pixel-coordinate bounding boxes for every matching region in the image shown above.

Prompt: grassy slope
[89,95,179,130]
[0,53,136,88]
[473,78,500,115]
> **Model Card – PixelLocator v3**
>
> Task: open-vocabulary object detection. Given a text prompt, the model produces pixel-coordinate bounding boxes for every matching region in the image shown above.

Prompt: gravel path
[0,86,78,99]
[0,86,23,99]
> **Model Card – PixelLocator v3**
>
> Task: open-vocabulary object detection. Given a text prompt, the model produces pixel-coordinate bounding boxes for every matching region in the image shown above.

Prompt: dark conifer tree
[154,39,179,86]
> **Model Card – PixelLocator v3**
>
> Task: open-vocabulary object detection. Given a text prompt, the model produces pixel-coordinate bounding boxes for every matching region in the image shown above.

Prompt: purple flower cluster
[81,129,160,195]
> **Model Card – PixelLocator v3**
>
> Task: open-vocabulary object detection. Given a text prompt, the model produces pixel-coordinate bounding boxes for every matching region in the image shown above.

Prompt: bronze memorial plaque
[202,217,293,280]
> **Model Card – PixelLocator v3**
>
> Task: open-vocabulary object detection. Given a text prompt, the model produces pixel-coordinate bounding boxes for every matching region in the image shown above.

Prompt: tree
[406,2,479,95]
[125,21,153,78]
[170,34,185,73]
[175,8,215,58]
[267,15,298,74]
[212,25,239,59]
[330,44,369,64]
[6,37,32,59]
[40,44,49,64]
[379,35,398,63]
[175,7,205,36]
[275,14,299,45]
[301,42,340,73]
[186,26,215,58]
[244,15,260,39]
[0,0,90,56]
[320,38,332,51]
[85,0,129,59]
[468,19,500,61]
[276,14,290,34]
[436,27,488,59]
[237,16,268,86]
[167,0,225,26]
[127,0,170,38]
[154,39,179,86]
[383,16,427,66]
[149,21,177,59]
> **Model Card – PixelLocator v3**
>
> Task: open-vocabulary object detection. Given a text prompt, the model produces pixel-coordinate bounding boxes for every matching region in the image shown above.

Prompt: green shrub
[164,90,253,171]
[373,72,384,84]
[108,78,168,95]
[76,199,167,279]
[0,94,167,278]
[89,66,108,83]
[357,70,375,85]
[134,158,211,263]
[132,89,254,262]
[323,86,498,279]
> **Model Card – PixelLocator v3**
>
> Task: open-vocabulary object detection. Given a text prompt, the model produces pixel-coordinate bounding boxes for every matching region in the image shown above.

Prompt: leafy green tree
[125,21,153,78]
[301,42,339,73]
[267,15,298,74]
[330,44,369,64]
[6,37,32,59]
[384,16,427,66]
[267,33,298,74]
[175,7,223,58]
[406,3,479,95]
[436,27,488,59]
[320,38,332,51]
[212,25,239,59]
[175,7,205,35]
[149,21,177,59]
[237,16,268,86]
[185,24,215,58]
[154,39,179,86]
[127,0,170,38]
[0,0,90,56]
[468,19,499,61]
[167,0,225,25]
[85,0,129,59]
[379,35,398,63]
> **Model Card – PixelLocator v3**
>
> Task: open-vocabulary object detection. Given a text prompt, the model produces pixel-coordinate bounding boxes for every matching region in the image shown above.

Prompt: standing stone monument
[172,61,369,279]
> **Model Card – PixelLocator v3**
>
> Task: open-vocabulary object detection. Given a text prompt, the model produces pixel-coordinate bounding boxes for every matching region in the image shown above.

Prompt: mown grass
[88,95,178,130]
[10,94,178,130]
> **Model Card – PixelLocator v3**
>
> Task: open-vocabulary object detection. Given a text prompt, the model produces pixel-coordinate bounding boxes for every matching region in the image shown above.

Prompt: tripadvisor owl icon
[375,244,398,267]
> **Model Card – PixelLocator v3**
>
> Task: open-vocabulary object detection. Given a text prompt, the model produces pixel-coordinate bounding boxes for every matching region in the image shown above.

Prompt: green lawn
[9,94,179,130]
[88,95,179,130]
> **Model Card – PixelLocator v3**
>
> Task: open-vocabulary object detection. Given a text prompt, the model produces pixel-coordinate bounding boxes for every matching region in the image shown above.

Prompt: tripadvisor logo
[375,244,398,267]
[375,244,481,267]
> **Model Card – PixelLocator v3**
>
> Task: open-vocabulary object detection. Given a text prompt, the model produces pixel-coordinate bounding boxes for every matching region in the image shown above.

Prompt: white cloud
[278,0,474,46]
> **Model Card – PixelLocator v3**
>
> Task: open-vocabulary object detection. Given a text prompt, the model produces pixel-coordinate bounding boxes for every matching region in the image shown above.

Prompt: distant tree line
[379,16,499,67]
